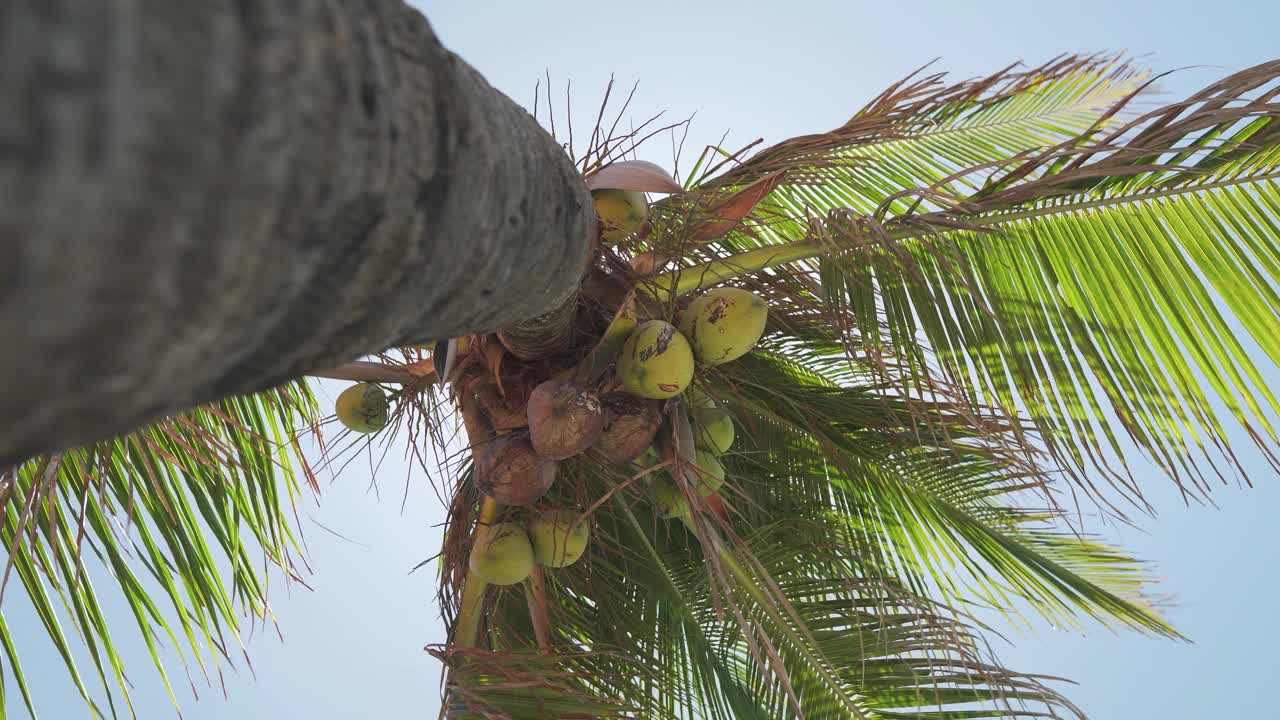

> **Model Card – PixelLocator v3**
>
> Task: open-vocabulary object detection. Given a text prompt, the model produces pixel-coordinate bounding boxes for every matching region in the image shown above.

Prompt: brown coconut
[476,384,529,431]
[476,433,557,505]
[593,393,662,464]
[526,380,605,460]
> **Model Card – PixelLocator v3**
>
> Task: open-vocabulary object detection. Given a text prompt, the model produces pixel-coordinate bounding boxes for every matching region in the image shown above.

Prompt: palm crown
[4,54,1280,718]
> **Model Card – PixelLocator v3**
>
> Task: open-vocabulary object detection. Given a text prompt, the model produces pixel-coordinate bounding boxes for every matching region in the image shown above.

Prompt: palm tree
[5,51,1280,719]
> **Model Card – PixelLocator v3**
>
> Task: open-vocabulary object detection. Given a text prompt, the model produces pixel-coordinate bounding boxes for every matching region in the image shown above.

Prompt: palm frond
[648,58,1280,505]
[8,53,1276,720]
[702,54,1144,205]
[440,364,1156,719]
[710,352,1175,638]
[0,382,316,717]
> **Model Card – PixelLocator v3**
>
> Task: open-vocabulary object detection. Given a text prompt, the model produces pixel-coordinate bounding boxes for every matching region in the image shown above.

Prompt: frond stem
[452,497,501,649]
[645,171,1280,297]
[307,361,417,384]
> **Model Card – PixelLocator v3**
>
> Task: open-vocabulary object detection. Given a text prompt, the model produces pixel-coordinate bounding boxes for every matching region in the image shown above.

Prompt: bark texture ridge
[0,1,592,462]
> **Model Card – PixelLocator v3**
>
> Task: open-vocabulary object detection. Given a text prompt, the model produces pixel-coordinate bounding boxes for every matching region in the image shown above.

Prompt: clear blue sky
[7,1,1280,718]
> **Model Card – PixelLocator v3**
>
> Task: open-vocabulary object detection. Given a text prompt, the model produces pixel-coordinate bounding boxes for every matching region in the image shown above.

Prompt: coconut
[679,288,768,366]
[651,475,691,519]
[335,383,389,433]
[617,320,695,399]
[693,408,735,455]
[593,393,662,463]
[683,386,717,410]
[688,449,726,497]
[476,434,557,505]
[592,189,648,244]
[477,385,529,432]
[529,509,591,568]
[526,380,605,460]
[469,522,534,585]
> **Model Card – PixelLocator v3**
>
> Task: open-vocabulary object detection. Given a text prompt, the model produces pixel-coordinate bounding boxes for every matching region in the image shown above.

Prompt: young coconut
[687,449,726,497]
[592,189,648,244]
[679,288,769,366]
[529,509,591,568]
[617,320,695,399]
[651,476,691,519]
[335,383,389,433]
[683,386,717,410]
[693,408,735,455]
[469,522,534,585]
[593,393,662,464]
[526,380,605,460]
[476,434,557,505]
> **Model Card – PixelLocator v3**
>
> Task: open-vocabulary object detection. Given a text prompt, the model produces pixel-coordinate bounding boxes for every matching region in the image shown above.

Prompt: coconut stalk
[308,361,420,384]
[453,391,501,649]
[644,240,822,298]
[453,496,502,648]
[524,564,553,651]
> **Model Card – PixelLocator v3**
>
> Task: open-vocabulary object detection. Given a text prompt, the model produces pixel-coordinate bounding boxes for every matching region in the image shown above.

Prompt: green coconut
[679,288,769,366]
[683,386,717,410]
[688,449,726,497]
[651,475,691,519]
[469,522,534,585]
[529,509,591,568]
[335,383,389,433]
[693,408,735,455]
[592,189,648,244]
[617,320,695,399]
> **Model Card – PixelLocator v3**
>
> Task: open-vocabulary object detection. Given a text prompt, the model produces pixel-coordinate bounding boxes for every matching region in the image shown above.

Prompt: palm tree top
[5,52,1280,719]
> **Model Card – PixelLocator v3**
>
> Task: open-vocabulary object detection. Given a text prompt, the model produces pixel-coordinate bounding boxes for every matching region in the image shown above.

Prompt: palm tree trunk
[0,1,592,463]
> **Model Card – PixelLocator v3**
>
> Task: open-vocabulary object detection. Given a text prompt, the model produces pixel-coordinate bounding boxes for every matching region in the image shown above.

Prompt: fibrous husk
[593,393,662,464]
[477,384,528,431]
[476,433,557,505]
[526,380,605,460]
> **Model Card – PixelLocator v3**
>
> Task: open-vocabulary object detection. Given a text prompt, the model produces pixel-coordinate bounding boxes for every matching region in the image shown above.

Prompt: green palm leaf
[6,53,1280,720]
[705,55,1144,210]
[651,58,1280,504]
[0,382,316,717]
[445,438,1095,719]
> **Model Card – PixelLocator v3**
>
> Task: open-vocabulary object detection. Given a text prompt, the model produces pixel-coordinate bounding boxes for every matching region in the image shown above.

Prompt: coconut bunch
[450,276,766,587]
[327,171,770,597]
[317,162,778,691]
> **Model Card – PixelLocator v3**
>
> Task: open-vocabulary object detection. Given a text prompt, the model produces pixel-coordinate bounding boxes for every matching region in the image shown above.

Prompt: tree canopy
[3,9,1280,718]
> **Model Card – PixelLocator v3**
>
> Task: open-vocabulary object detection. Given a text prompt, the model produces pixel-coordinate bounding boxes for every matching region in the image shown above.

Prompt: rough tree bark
[0,1,593,463]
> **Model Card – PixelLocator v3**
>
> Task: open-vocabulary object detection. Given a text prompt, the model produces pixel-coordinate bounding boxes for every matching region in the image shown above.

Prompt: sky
[7,1,1280,718]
